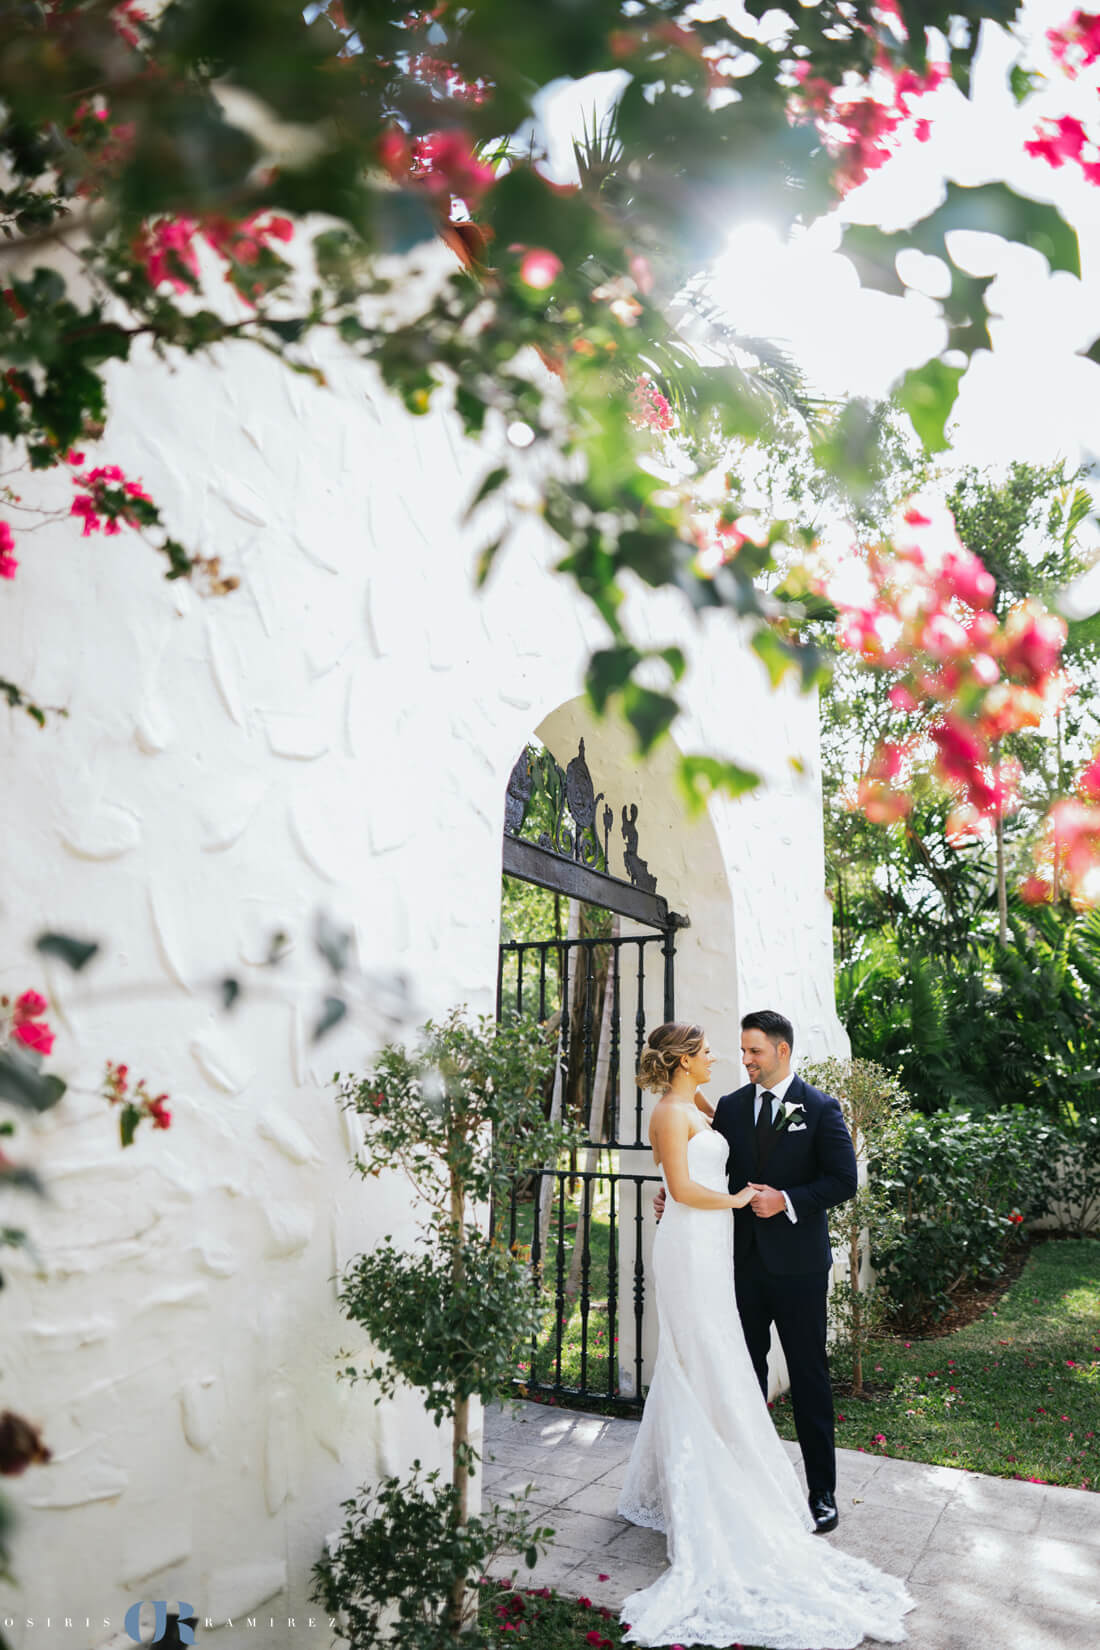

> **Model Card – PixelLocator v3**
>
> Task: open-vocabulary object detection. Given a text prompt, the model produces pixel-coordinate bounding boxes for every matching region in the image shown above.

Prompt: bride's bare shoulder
[649,1098,690,1147]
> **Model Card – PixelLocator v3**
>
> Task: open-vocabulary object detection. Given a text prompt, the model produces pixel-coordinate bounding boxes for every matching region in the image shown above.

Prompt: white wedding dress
[617,1128,915,1649]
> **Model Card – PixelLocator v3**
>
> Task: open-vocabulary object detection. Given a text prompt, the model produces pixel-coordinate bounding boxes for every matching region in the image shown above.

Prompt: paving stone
[530,1508,626,1553]
[484,1544,590,1594]
[911,1524,1100,1614]
[552,1478,630,1519]
[600,1521,668,1566]
[482,1468,589,1511]
[586,1457,632,1488]
[481,1442,614,1479]
[855,1454,970,1511]
[1036,1481,1100,1548]
[902,1579,1088,1650]
[944,1468,1048,1531]
[559,1558,669,1615]
[823,1503,940,1578]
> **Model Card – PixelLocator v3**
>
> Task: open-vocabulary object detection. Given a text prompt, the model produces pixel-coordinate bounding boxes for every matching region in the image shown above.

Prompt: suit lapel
[764,1077,808,1169]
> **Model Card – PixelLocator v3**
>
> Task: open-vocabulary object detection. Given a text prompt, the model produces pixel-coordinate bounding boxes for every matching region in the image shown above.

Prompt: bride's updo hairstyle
[637,1022,705,1094]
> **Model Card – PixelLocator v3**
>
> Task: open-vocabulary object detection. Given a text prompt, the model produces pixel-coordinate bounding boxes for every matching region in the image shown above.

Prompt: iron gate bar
[498,933,672,1148]
[502,833,688,933]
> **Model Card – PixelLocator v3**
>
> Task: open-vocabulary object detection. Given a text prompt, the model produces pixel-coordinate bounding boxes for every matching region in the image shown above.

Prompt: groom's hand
[748,1183,786,1218]
[653,1186,667,1221]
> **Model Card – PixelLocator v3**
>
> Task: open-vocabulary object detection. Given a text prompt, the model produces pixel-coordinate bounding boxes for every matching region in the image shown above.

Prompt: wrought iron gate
[497,737,688,1412]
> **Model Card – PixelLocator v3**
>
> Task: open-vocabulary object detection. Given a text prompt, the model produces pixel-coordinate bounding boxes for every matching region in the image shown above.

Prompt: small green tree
[313,1008,581,1647]
[802,1057,910,1396]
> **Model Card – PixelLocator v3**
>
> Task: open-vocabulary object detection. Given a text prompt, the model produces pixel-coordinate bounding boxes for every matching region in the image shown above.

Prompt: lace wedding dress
[617,1128,915,1649]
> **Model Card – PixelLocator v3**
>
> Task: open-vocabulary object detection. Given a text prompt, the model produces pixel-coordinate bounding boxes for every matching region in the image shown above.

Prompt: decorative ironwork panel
[506,737,661,893]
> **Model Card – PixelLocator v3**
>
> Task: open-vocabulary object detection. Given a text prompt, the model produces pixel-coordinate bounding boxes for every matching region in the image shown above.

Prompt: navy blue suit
[712,1074,858,1493]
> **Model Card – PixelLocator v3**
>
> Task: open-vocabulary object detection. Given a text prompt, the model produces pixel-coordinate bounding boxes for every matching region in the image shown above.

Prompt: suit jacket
[712,1074,858,1277]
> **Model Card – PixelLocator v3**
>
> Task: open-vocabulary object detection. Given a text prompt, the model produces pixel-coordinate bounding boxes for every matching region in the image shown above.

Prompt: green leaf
[1009,65,1039,104]
[622,684,678,755]
[751,625,799,688]
[947,182,1079,278]
[221,978,241,1010]
[840,226,908,298]
[464,466,508,523]
[585,645,641,715]
[120,1102,140,1148]
[0,1050,66,1112]
[455,386,487,435]
[678,755,761,814]
[314,996,348,1041]
[660,646,686,683]
[314,912,351,974]
[475,535,508,587]
[615,528,683,589]
[524,1547,537,1569]
[35,931,99,971]
[897,360,964,454]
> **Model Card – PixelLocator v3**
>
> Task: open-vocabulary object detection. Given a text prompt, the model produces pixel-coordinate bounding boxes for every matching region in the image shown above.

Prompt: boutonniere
[773,1098,806,1134]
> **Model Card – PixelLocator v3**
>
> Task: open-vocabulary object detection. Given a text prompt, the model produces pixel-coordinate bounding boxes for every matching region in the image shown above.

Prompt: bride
[617,1021,915,1649]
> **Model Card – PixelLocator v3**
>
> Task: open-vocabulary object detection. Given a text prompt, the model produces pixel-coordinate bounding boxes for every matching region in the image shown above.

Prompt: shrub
[874,1108,1059,1324]
[802,1057,910,1392]
[1046,1114,1100,1237]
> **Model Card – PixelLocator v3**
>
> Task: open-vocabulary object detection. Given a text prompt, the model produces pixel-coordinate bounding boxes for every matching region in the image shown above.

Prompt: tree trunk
[566,919,619,1299]
[849,1226,863,1395]
[537,898,580,1258]
[995,805,1008,947]
[1053,707,1064,903]
[447,1150,470,1634]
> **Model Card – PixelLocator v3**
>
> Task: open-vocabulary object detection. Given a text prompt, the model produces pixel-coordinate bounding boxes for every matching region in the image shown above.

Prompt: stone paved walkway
[481,1400,1100,1650]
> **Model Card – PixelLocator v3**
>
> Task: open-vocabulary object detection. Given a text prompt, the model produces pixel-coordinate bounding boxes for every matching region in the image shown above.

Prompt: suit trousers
[734,1240,836,1494]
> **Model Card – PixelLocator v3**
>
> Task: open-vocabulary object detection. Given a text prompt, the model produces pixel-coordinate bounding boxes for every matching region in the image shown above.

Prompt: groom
[655,1009,857,1533]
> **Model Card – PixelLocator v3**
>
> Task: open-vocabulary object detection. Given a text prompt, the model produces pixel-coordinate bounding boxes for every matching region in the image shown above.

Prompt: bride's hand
[729,1185,755,1209]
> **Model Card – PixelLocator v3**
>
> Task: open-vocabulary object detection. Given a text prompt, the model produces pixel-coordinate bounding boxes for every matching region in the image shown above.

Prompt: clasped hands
[653,1182,786,1219]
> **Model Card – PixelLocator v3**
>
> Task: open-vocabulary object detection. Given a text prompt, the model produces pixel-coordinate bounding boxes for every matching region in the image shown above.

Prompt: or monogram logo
[123,1601,196,1645]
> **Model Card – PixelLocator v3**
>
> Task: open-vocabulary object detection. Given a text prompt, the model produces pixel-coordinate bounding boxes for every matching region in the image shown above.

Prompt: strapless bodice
[658,1127,730,1197]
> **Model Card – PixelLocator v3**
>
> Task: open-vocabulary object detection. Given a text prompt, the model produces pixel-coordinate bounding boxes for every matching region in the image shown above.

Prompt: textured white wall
[0,251,844,1648]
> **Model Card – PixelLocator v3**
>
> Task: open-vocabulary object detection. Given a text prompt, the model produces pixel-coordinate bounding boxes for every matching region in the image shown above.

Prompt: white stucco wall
[0,244,845,1649]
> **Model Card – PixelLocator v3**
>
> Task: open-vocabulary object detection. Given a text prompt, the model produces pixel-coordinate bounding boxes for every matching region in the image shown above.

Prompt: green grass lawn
[772,1236,1100,1490]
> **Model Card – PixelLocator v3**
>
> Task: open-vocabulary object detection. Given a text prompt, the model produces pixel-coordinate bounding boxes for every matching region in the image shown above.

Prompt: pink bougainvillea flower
[997,599,1068,686]
[12,990,48,1023]
[12,1019,55,1056]
[519,248,563,289]
[411,130,496,203]
[0,519,16,578]
[148,1095,172,1130]
[1047,10,1100,74]
[630,374,675,434]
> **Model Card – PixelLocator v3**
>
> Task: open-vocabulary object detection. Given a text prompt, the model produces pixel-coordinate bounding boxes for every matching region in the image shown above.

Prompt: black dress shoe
[809,1489,838,1533]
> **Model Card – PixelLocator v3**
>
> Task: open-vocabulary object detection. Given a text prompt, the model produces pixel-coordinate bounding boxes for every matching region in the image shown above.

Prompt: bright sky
[536,2,1100,486]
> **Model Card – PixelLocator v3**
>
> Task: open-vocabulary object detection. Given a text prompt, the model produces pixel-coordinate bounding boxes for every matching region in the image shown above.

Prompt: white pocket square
[787,1122,808,1132]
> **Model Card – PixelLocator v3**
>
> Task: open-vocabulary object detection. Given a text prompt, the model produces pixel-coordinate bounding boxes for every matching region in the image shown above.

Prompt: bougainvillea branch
[101,1060,173,1147]
[0,1,1098,880]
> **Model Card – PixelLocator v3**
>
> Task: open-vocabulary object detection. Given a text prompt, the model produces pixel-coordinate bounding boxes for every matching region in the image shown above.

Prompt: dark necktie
[754,1090,775,1170]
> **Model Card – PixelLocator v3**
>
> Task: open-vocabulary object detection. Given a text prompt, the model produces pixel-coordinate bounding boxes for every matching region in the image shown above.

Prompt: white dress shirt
[753,1072,799,1223]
